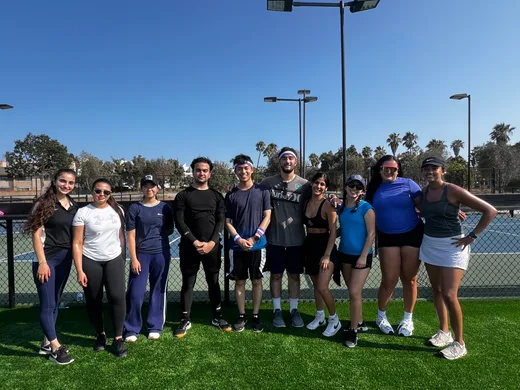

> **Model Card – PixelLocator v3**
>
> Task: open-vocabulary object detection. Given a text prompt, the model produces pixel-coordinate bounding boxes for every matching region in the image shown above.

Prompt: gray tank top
[421,184,462,238]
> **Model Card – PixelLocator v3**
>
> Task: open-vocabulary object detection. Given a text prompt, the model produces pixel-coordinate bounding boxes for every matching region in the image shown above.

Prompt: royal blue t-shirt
[126,201,174,254]
[372,177,422,234]
[225,183,271,252]
[338,200,373,255]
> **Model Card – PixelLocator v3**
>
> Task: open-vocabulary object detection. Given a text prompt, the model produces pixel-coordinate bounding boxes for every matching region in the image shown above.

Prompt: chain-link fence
[1,206,519,307]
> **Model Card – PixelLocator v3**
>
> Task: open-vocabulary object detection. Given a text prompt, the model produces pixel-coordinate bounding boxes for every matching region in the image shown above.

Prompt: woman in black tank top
[420,157,497,360]
[302,172,339,334]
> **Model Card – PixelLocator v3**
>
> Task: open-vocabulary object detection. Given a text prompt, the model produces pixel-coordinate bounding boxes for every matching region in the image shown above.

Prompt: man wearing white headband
[260,146,311,328]
[225,154,271,332]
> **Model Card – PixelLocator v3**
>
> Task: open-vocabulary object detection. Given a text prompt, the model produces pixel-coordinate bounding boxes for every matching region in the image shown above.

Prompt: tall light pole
[450,93,471,191]
[0,104,14,110]
[264,92,318,176]
[267,0,380,186]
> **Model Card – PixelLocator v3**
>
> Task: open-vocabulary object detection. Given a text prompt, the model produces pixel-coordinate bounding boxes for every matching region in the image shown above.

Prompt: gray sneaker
[272,309,286,328]
[290,309,304,328]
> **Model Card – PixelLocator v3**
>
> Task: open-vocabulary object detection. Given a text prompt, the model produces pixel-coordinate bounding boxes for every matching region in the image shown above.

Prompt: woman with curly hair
[72,178,127,358]
[25,168,78,365]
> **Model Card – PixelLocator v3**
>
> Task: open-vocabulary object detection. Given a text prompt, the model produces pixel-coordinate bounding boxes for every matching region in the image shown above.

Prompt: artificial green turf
[0,300,519,390]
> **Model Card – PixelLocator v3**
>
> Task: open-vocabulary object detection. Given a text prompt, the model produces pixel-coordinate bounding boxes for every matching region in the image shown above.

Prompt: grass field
[1,300,519,390]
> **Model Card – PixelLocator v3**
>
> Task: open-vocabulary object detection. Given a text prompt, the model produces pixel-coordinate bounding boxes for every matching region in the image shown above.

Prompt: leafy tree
[361,146,372,160]
[263,143,278,160]
[450,139,464,158]
[76,151,106,191]
[209,161,234,193]
[6,133,74,192]
[308,153,320,168]
[425,139,448,159]
[490,122,515,145]
[386,132,402,156]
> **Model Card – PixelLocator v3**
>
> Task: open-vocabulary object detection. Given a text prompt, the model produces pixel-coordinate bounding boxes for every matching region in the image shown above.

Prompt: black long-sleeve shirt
[173,186,225,245]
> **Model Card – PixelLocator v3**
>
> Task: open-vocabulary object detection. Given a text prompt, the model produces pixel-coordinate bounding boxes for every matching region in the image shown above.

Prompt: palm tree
[490,123,516,145]
[308,153,320,168]
[402,132,419,154]
[386,133,402,156]
[374,146,387,161]
[263,143,278,160]
[255,141,266,168]
[450,139,464,158]
[425,139,447,157]
[361,146,372,160]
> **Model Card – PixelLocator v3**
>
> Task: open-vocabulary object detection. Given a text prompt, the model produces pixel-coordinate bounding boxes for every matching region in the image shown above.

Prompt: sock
[316,310,325,318]
[213,305,222,320]
[329,313,337,320]
[403,311,413,322]
[377,310,386,319]
[238,312,246,318]
[252,313,259,320]
[181,311,190,320]
[273,298,281,312]
[289,298,298,312]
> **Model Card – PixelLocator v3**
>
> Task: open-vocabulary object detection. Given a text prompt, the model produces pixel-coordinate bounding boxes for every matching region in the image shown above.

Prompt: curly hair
[24,169,77,233]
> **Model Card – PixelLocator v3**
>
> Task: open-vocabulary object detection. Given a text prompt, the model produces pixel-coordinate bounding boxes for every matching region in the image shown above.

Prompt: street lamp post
[264,92,318,176]
[267,0,380,186]
[450,93,471,191]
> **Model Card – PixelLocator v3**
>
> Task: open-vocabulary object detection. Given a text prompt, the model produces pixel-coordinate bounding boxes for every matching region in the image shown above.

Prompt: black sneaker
[49,345,74,365]
[212,317,232,332]
[175,318,192,338]
[39,343,51,355]
[233,315,247,332]
[94,333,107,352]
[357,321,369,332]
[252,315,263,333]
[112,338,127,358]
[343,328,358,348]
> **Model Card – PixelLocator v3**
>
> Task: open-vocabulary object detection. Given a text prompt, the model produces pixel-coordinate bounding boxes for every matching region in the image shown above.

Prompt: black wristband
[468,231,478,240]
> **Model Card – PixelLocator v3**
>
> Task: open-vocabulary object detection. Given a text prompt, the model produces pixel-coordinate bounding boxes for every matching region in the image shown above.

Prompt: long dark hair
[24,169,77,233]
[365,155,404,204]
[310,171,330,188]
[91,178,125,229]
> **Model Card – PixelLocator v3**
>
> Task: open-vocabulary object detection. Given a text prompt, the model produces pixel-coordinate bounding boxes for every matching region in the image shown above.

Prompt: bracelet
[38,261,47,265]
[256,227,265,237]
[233,234,241,242]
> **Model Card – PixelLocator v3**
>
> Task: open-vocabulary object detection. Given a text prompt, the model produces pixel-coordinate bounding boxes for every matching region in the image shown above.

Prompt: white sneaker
[397,319,414,337]
[376,316,394,335]
[306,314,326,330]
[429,330,454,348]
[440,341,467,360]
[148,332,161,340]
[124,335,137,343]
[322,316,342,337]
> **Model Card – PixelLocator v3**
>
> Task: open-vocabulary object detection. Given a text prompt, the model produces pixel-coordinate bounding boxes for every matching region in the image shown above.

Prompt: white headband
[279,151,297,160]
[233,161,254,169]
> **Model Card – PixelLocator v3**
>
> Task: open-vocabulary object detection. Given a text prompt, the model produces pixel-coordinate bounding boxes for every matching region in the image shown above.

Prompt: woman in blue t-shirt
[365,155,423,337]
[123,176,174,342]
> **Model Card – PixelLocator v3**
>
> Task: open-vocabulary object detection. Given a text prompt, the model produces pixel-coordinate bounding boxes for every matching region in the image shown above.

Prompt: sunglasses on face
[380,166,398,174]
[94,189,111,196]
[347,183,364,190]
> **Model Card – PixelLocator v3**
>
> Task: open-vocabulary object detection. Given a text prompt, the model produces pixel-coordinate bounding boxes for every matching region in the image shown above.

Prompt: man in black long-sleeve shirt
[173,157,231,337]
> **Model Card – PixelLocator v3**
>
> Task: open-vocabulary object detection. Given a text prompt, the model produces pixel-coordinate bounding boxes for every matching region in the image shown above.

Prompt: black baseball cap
[346,174,366,188]
[421,157,446,168]
[140,175,157,187]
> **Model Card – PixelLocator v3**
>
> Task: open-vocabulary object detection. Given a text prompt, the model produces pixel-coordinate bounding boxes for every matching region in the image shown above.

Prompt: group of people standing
[26,146,496,365]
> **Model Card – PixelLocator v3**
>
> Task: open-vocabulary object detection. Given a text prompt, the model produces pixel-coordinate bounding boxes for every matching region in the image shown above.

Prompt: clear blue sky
[1,0,519,167]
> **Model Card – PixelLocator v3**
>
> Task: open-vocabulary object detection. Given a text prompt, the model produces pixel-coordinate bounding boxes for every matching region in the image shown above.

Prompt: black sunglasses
[347,182,364,190]
[94,189,111,196]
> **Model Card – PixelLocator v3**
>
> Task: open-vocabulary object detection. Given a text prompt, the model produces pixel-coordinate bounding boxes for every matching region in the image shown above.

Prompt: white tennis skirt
[420,234,470,270]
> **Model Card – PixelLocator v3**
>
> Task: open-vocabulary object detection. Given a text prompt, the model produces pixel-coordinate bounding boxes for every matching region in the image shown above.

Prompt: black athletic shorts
[179,241,221,276]
[229,249,266,281]
[265,244,304,275]
[337,252,373,269]
[303,233,338,276]
[377,220,424,249]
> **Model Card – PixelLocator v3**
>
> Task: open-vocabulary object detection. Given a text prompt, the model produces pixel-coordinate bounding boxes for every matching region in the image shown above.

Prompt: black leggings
[82,254,126,337]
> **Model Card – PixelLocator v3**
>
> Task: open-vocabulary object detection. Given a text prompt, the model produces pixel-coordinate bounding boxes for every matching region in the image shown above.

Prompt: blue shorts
[266,244,304,275]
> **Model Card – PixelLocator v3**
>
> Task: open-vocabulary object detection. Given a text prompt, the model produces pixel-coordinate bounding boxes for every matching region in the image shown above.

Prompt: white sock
[403,311,413,322]
[316,310,325,318]
[329,313,337,320]
[289,298,298,312]
[273,298,281,312]
[377,310,387,319]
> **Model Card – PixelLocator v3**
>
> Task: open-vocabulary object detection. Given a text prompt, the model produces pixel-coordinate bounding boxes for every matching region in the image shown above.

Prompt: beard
[281,166,295,174]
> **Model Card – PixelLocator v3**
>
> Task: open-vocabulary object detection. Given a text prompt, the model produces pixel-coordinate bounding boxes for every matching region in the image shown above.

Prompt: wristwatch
[468,231,478,240]
[254,234,261,242]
